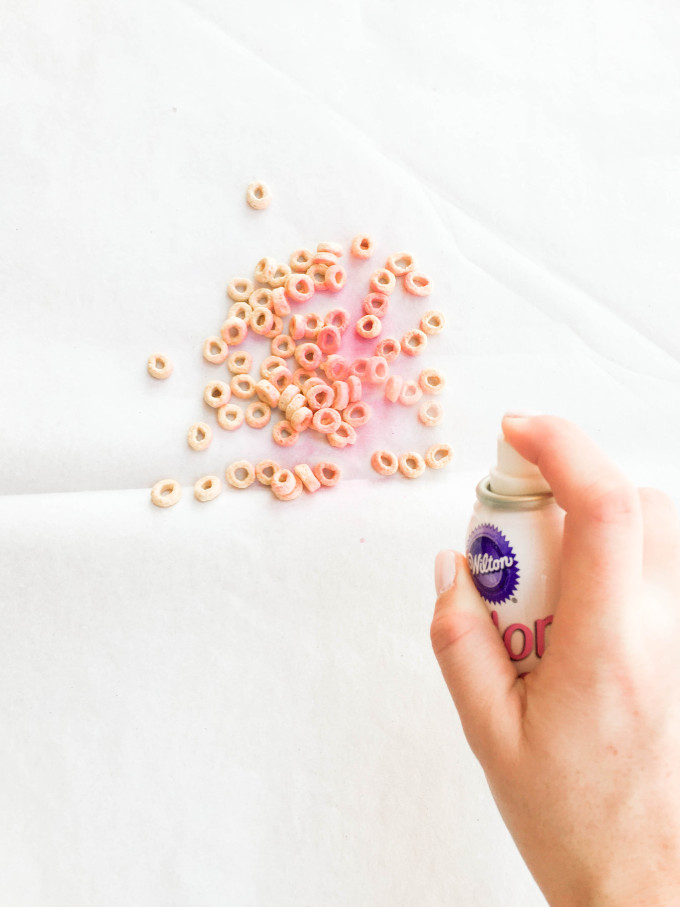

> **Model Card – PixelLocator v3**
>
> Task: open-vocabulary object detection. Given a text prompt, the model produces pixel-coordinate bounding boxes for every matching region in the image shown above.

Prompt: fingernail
[503,409,543,419]
[435,550,457,597]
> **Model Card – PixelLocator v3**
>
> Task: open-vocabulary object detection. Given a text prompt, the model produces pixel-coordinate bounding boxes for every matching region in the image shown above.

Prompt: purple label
[466,523,519,605]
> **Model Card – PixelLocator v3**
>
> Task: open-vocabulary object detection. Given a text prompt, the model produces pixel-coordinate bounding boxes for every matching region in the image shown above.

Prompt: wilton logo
[466,523,519,605]
[468,552,515,576]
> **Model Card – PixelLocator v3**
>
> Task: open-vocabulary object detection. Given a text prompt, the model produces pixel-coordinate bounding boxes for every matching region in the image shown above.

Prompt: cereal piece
[250,305,275,336]
[272,420,299,447]
[228,301,252,322]
[203,381,231,408]
[313,461,341,487]
[347,375,362,402]
[230,374,256,399]
[328,422,357,448]
[268,263,292,289]
[403,271,432,296]
[268,365,293,393]
[285,272,315,304]
[187,421,212,451]
[342,401,372,427]
[332,380,349,411]
[418,401,444,427]
[385,252,415,277]
[271,474,304,501]
[289,314,306,341]
[303,312,324,338]
[425,443,453,469]
[255,460,280,485]
[271,468,296,497]
[418,368,446,394]
[150,479,182,507]
[225,460,256,488]
[370,450,398,476]
[254,257,277,284]
[350,234,374,259]
[289,405,313,432]
[384,375,404,403]
[369,268,396,295]
[324,264,346,292]
[306,263,328,291]
[317,242,343,257]
[292,368,317,389]
[355,315,382,339]
[305,383,335,411]
[270,286,290,317]
[324,308,350,333]
[290,249,314,273]
[375,337,401,362]
[260,356,287,379]
[202,337,229,365]
[279,384,303,412]
[147,353,173,380]
[246,180,271,210]
[401,329,428,356]
[255,379,280,408]
[362,292,389,318]
[313,251,339,267]
[216,403,245,430]
[271,334,296,359]
[398,451,426,479]
[312,407,342,435]
[221,318,248,346]
[245,401,271,429]
[399,380,423,406]
[294,342,323,370]
[316,325,341,355]
[227,278,254,302]
[228,350,252,374]
[420,310,446,335]
[194,475,221,502]
[366,356,388,384]
[303,377,326,391]
[249,287,273,309]
[294,463,321,493]
[323,354,348,381]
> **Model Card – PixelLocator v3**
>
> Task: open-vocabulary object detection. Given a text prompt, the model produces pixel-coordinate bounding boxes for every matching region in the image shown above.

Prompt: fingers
[431,550,522,761]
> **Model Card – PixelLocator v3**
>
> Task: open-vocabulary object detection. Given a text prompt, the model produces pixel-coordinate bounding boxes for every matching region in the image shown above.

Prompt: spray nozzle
[488,433,552,496]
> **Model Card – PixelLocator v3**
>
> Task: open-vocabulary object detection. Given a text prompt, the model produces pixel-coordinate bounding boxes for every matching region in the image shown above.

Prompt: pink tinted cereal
[290,249,314,273]
[403,271,431,296]
[398,380,423,406]
[384,375,403,403]
[401,329,427,356]
[260,356,287,379]
[355,315,382,339]
[313,462,341,487]
[221,318,248,346]
[342,401,371,427]
[350,234,373,259]
[249,287,273,309]
[289,314,306,340]
[420,310,446,335]
[271,468,296,497]
[245,401,271,429]
[324,264,346,292]
[419,368,445,394]
[225,460,256,488]
[289,405,313,432]
[230,374,256,399]
[385,252,415,277]
[249,306,275,336]
[362,292,389,318]
[272,474,304,501]
[332,380,349,411]
[254,257,277,284]
[267,263,291,289]
[202,337,229,365]
[227,277,254,302]
[375,337,400,362]
[272,420,299,447]
[187,421,212,451]
[255,460,279,485]
[324,308,350,333]
[265,314,283,340]
[294,342,323,370]
[284,392,307,420]
[294,463,321,493]
[246,181,271,210]
[306,383,335,411]
[228,301,252,322]
[425,443,453,469]
[328,422,357,448]
[370,450,398,476]
[418,401,443,427]
[255,379,280,408]
[292,368,317,389]
[270,286,290,317]
[303,312,324,338]
[316,325,341,355]
[317,242,343,257]
[347,375,362,402]
[306,263,328,291]
[216,403,244,430]
[279,384,302,412]
[271,334,296,358]
[323,354,348,381]
[268,365,293,392]
[194,475,221,502]
[370,268,396,295]
[147,353,173,380]
[312,407,342,435]
[151,479,182,507]
[398,451,426,479]
[313,251,338,267]
[366,356,388,384]
[285,272,315,303]
[204,381,231,408]
[228,350,252,374]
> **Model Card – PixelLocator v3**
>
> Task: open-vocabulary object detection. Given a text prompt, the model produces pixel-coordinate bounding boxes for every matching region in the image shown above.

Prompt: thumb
[431,550,522,759]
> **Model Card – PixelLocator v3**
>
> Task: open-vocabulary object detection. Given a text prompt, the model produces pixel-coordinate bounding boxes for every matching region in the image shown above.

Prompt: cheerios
[347,375,362,402]
[255,379,280,408]
[221,318,248,346]
[285,272,315,304]
[316,325,341,355]
[272,474,304,501]
[270,286,290,317]
[268,365,293,393]
[317,242,343,257]
[227,350,252,374]
[332,380,349,411]
[203,381,231,408]
[398,381,423,406]
[355,315,382,339]
[216,403,244,430]
[279,384,302,413]
[228,301,252,321]
[328,422,357,448]
[227,278,254,302]
[254,257,277,284]
[225,460,256,488]
[312,407,342,435]
[313,251,339,267]
[342,401,372,427]
[325,308,350,333]
[202,337,229,365]
[425,443,453,469]
[271,468,296,497]
[403,271,431,296]
[255,460,280,486]
[325,264,346,292]
[369,268,396,295]
[385,252,415,277]
[249,287,273,309]
[313,461,341,487]
[420,310,446,335]
[306,263,328,290]
[272,420,299,447]
[401,329,428,356]
[350,234,374,259]
[194,475,221,502]
[306,383,335,411]
[348,358,369,380]
[375,337,400,362]
[249,305,274,336]
[362,292,389,318]
[246,181,271,210]
[245,401,271,429]
[294,463,321,492]
[290,249,314,272]
[366,356,388,384]
[370,450,398,476]
[294,342,323,370]
[292,368,317,389]
[384,375,403,403]
[260,356,287,379]
[289,313,306,340]
[151,479,182,507]
[398,452,426,479]
[418,368,446,394]
[147,353,173,380]
[290,405,313,432]
[187,422,212,451]
[230,374,256,399]
[418,401,444,427]
[268,263,291,289]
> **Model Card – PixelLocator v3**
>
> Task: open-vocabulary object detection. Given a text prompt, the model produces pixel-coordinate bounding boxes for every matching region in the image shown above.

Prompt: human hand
[431,414,680,906]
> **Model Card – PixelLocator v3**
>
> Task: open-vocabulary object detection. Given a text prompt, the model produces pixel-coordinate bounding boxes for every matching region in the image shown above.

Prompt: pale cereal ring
[272,474,304,501]
[332,380,349,411]
[355,315,382,339]
[348,358,369,380]
[147,353,173,380]
[221,318,248,346]
[285,272,315,304]
[290,249,314,273]
[255,379,280,408]
[324,264,346,292]
[420,310,446,335]
[228,350,252,374]
[362,292,389,318]
[288,314,306,340]
[403,271,432,296]
[418,368,446,394]
[268,365,293,393]
[194,475,221,502]
[254,256,277,284]
[249,287,273,309]
[313,251,338,267]
[418,401,444,427]
[260,356,287,379]
[398,380,423,406]
[425,443,454,469]
[246,180,271,210]
[306,263,328,291]
[350,234,374,259]
[267,315,283,340]
[324,308,350,333]
[272,420,299,447]
[302,377,326,391]
[303,312,324,338]
[342,401,371,427]
[317,242,343,257]
[249,305,275,336]
[398,451,426,479]
[151,479,182,507]
[369,269,396,295]
[293,369,318,389]
[370,450,398,476]
[289,405,313,432]
[203,380,231,408]
[255,460,280,486]
[187,421,212,451]
[384,375,403,403]
[366,356,388,384]
[385,252,415,277]
[401,329,428,356]
[225,460,256,488]
[216,403,244,430]
[227,277,254,302]
[306,383,335,411]
[294,463,321,492]
[271,468,296,497]
[279,384,303,412]
[347,375,362,402]
[268,263,291,289]
[313,461,341,487]
[294,342,323,370]
[202,336,229,365]
[328,422,357,448]
[245,401,271,429]
[270,286,290,317]
[316,325,341,355]
[375,337,401,362]
[228,301,252,322]
[323,354,348,381]
[285,392,307,422]
[312,407,342,435]
[230,373,256,399]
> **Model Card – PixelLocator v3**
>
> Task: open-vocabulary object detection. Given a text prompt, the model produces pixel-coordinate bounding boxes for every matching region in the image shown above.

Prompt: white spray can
[465,432,565,674]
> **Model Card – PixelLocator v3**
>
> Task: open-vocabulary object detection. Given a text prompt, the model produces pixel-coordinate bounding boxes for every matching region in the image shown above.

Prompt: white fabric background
[1,1,679,904]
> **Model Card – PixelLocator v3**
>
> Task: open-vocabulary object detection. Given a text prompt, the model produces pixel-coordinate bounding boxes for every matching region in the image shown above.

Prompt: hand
[431,414,680,906]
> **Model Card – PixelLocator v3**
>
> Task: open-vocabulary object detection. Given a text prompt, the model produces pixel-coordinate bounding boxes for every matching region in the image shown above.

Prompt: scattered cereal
[194,475,221,502]
[350,234,374,259]
[418,401,444,427]
[245,401,272,429]
[246,181,271,210]
[151,479,182,507]
[403,271,431,296]
[147,353,173,380]
[230,374,257,399]
[398,381,423,406]
[398,452,426,479]
[221,317,248,346]
[272,420,299,447]
[294,463,321,492]
[401,328,428,356]
[385,252,415,277]
[203,381,231,408]
[255,460,280,485]
[371,450,398,476]
[420,310,446,335]
[290,249,314,272]
[202,337,229,365]
[227,278,254,302]
[216,403,245,430]
[425,443,453,469]
[187,422,212,451]
[418,369,445,394]
[355,314,382,339]
[369,268,396,295]
[226,460,256,488]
